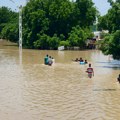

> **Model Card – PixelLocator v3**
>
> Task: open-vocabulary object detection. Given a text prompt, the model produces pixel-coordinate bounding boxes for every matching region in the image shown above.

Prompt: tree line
[98,0,120,60]
[0,7,18,42]
[1,0,120,60]
[0,0,97,49]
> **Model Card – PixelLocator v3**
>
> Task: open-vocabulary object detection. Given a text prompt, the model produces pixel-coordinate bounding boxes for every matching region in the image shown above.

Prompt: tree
[0,6,18,42]
[59,40,70,48]
[68,25,93,48]
[22,0,50,48]
[33,33,60,49]
[34,34,50,49]
[0,7,11,24]
[1,23,18,42]
[22,0,97,49]
[75,0,97,27]
[98,1,120,60]
[99,1,120,33]
[47,0,74,37]
[49,34,60,50]
[98,15,108,31]
[100,30,120,60]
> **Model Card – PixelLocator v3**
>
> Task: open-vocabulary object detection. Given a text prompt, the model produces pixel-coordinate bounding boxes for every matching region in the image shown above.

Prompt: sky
[93,0,111,15]
[0,0,111,16]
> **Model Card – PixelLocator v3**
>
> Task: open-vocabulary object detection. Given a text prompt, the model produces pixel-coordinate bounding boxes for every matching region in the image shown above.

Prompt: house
[86,38,96,49]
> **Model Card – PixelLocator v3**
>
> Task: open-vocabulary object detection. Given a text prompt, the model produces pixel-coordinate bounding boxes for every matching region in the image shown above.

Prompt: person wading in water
[117,74,120,83]
[86,63,94,78]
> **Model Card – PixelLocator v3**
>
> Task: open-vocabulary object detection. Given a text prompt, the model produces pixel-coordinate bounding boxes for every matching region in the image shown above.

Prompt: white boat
[58,46,64,51]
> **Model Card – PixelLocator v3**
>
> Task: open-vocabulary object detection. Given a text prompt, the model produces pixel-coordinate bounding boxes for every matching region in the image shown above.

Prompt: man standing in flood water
[117,74,120,83]
[44,54,49,65]
[86,63,94,78]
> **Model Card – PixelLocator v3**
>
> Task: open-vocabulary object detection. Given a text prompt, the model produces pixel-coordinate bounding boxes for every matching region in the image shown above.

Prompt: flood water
[0,40,120,120]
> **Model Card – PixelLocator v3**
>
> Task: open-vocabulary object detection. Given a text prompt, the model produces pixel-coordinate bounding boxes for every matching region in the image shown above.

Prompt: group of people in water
[72,57,88,64]
[72,57,94,78]
[44,55,94,78]
[44,54,55,66]
[44,54,119,80]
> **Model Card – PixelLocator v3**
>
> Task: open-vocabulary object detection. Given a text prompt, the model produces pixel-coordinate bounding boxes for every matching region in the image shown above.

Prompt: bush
[49,34,60,50]
[34,34,50,49]
[67,25,93,48]
[1,23,18,42]
[100,30,120,60]
[59,40,70,48]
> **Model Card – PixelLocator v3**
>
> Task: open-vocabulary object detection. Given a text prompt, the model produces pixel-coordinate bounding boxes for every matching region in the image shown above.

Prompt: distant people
[84,60,88,64]
[72,58,79,62]
[52,57,55,64]
[117,74,120,83]
[86,63,94,78]
[79,58,83,62]
[44,54,49,65]
[48,56,53,66]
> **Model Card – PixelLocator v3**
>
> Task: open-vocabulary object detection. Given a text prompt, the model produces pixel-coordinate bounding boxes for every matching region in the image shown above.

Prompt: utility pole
[19,5,22,65]
[9,0,25,65]
[9,0,23,49]
[96,17,98,31]
[19,5,22,50]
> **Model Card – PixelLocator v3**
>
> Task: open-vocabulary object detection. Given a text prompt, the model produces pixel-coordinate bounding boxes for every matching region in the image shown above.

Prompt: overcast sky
[0,0,111,15]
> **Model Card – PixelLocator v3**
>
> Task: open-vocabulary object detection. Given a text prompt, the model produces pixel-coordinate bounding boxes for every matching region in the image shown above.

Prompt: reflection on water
[93,89,117,91]
[19,48,22,65]
[0,41,120,120]
[96,59,120,70]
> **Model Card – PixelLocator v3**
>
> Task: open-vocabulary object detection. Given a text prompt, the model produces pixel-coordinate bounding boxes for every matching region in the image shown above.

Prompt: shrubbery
[100,30,120,60]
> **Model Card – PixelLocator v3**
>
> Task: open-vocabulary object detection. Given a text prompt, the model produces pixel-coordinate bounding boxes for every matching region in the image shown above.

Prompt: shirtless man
[117,74,120,83]
[86,64,94,78]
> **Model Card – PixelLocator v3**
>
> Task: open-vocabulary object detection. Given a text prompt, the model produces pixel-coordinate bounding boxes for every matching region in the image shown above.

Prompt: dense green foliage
[0,0,97,49]
[33,33,60,49]
[98,0,120,60]
[0,7,18,42]
[67,25,93,48]
[0,0,120,60]
[100,30,120,60]
[98,0,120,33]
[22,0,96,49]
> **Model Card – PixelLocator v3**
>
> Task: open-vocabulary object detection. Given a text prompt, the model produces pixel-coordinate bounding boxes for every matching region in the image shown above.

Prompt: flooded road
[0,40,120,120]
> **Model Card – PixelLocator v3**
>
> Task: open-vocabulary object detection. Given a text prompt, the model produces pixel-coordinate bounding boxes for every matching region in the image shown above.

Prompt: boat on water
[58,46,64,51]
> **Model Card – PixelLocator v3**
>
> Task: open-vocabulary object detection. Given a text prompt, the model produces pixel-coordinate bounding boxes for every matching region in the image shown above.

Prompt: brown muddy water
[0,40,120,120]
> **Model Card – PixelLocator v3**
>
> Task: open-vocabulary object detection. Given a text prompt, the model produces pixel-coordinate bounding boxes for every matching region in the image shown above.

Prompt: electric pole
[19,5,22,50]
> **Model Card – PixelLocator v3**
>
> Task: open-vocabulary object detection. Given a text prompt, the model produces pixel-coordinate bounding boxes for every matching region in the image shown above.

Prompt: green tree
[0,6,18,42]
[23,0,50,48]
[49,34,60,50]
[59,40,70,48]
[68,25,93,48]
[100,30,120,60]
[75,0,97,27]
[99,1,120,33]
[34,33,60,50]
[1,23,18,42]
[22,0,97,49]
[0,7,11,24]
[98,15,108,31]
[34,34,50,49]
[47,0,74,37]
